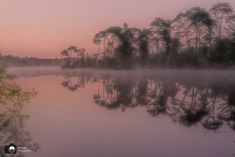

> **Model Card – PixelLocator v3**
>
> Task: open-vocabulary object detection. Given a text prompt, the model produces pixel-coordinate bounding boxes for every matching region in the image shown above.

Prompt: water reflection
[0,68,40,156]
[61,74,235,131]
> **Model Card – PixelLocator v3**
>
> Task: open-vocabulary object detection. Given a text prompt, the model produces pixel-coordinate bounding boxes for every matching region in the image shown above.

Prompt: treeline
[61,2,235,69]
[0,54,62,67]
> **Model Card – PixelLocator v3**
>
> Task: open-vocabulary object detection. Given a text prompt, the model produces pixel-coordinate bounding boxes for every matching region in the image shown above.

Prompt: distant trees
[94,23,141,68]
[94,24,163,68]
[60,2,235,69]
[61,46,79,59]
[61,45,87,68]
[0,55,61,67]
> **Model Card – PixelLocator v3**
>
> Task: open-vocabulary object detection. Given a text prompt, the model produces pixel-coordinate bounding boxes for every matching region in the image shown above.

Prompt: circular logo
[8,146,16,153]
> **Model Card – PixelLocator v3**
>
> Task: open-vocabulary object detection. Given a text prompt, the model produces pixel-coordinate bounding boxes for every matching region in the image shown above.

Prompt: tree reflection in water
[61,74,95,91]
[61,73,235,131]
[0,67,40,156]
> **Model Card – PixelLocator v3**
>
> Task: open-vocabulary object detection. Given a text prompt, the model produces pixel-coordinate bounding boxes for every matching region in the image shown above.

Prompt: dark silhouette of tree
[172,13,193,49]
[94,23,140,68]
[210,2,234,38]
[59,2,235,68]
[60,46,86,68]
[93,37,102,53]
[61,45,78,67]
[136,29,151,64]
[150,18,172,55]
[225,15,235,36]
[94,31,107,55]
[186,7,214,53]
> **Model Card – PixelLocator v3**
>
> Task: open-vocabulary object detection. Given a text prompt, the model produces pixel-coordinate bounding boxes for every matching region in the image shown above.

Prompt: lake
[4,67,235,157]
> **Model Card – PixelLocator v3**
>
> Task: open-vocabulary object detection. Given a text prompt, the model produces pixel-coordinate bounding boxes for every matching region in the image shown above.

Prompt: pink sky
[0,0,234,58]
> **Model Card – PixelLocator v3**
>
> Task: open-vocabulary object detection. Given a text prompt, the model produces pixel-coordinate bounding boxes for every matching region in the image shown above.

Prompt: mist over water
[8,66,235,78]
[5,67,235,157]
[1,0,235,156]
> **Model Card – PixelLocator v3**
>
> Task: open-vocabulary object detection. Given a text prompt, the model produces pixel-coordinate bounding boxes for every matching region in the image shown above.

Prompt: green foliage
[0,66,39,150]
[0,66,37,107]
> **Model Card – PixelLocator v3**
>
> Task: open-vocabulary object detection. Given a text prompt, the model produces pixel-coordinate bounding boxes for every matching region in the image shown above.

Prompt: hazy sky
[0,0,234,58]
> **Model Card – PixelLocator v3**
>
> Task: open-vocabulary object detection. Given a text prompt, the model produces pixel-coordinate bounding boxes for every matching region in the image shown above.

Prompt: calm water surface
[5,67,235,157]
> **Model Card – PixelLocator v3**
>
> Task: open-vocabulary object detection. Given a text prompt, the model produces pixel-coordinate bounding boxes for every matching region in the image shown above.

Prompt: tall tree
[136,29,151,63]
[172,12,194,49]
[94,31,107,54]
[150,18,172,55]
[210,2,234,38]
[225,15,235,36]
[93,38,102,53]
[60,46,85,67]
[186,7,214,52]
[132,28,151,63]
[94,23,139,68]
[67,45,79,59]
